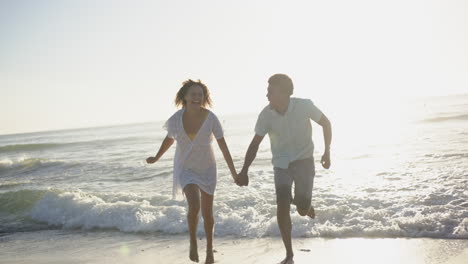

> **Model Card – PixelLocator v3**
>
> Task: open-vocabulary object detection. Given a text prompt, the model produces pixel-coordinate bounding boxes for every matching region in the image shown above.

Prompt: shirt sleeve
[254,109,270,136]
[306,99,323,122]
[163,113,177,139]
[212,114,224,139]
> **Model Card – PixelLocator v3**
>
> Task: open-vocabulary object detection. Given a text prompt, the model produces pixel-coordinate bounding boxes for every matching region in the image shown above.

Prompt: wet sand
[1,230,467,264]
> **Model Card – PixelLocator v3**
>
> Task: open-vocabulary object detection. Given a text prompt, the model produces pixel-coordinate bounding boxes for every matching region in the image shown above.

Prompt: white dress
[164,109,224,200]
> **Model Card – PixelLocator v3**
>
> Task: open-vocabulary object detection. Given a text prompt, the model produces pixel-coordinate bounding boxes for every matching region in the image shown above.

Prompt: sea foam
[0,189,461,239]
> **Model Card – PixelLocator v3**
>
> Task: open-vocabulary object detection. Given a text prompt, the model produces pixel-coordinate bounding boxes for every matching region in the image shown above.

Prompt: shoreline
[1,230,467,264]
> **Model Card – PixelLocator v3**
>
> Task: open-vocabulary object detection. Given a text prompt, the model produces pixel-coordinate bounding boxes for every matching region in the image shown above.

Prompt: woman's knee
[188,203,200,216]
[184,185,201,216]
[202,214,214,226]
[201,205,212,217]
[200,190,214,220]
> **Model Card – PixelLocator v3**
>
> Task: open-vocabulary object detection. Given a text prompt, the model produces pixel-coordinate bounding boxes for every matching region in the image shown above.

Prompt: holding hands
[235,170,249,186]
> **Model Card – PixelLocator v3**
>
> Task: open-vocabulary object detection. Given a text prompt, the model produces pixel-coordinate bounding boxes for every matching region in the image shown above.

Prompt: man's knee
[297,207,309,216]
[276,185,291,206]
[294,195,311,216]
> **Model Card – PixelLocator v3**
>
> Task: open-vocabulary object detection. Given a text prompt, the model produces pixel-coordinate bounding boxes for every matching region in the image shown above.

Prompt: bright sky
[1,0,467,135]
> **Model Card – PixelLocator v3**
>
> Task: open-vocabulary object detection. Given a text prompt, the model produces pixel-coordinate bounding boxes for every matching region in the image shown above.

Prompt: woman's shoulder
[205,108,214,115]
[205,109,220,121]
[163,109,183,133]
[168,109,184,119]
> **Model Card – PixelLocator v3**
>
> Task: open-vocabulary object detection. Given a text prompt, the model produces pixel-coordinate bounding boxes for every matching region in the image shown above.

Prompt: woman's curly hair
[175,79,213,108]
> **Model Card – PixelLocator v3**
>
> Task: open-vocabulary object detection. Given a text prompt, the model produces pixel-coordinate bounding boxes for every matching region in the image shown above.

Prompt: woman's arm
[146,136,175,164]
[216,137,238,181]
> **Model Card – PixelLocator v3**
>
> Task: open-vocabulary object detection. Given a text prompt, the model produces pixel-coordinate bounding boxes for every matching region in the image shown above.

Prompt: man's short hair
[268,74,294,96]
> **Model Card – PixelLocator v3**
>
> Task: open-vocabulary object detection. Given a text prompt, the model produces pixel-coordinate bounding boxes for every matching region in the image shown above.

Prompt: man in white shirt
[237,74,332,264]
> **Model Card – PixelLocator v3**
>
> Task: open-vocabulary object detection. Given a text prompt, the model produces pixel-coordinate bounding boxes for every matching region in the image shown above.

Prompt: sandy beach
[1,230,467,264]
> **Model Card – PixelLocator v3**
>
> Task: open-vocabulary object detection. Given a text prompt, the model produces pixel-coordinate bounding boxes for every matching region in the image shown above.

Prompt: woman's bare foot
[279,255,294,264]
[307,206,315,219]
[190,242,199,262]
[205,249,214,264]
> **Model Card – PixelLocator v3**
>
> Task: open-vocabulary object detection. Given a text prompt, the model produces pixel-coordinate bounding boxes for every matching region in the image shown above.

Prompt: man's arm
[316,114,332,169]
[238,134,264,186]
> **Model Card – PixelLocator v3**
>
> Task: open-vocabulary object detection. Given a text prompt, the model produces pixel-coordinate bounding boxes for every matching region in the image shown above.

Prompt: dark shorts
[274,158,315,209]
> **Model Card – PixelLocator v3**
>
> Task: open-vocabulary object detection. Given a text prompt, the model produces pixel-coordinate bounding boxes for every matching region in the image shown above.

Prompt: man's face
[267,84,284,107]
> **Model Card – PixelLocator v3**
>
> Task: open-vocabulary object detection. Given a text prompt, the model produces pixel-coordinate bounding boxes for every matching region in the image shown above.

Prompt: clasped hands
[233,170,249,187]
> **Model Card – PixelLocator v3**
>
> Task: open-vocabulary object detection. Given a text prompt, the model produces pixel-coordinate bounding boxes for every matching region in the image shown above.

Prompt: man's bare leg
[307,206,315,219]
[277,187,294,263]
[184,184,201,263]
[279,257,295,264]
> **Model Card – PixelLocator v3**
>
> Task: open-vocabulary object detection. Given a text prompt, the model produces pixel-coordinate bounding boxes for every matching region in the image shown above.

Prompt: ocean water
[0,95,467,239]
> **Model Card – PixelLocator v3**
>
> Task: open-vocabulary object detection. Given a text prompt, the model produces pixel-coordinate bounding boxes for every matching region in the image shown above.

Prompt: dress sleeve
[212,114,224,139]
[306,99,323,122]
[163,113,177,139]
[254,109,270,136]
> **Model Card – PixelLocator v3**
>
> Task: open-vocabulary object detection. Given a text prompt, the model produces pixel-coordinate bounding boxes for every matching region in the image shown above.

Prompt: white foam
[30,190,187,233]
[0,158,14,167]
[0,156,66,170]
[453,218,468,237]
[25,189,468,239]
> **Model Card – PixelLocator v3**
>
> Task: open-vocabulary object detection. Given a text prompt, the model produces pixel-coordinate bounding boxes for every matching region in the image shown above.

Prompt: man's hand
[146,156,158,164]
[236,171,249,186]
[321,151,331,169]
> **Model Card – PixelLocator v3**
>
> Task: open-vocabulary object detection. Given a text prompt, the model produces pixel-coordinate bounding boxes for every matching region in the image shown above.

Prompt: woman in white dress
[146,79,238,264]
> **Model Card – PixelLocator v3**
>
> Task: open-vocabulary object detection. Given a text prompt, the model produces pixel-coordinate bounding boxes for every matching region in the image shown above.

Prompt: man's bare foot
[279,255,294,264]
[189,243,199,262]
[307,206,315,219]
[205,250,214,264]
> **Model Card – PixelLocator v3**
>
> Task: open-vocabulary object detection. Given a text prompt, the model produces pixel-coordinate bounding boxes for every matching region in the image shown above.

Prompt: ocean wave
[1,189,466,239]
[70,136,149,148]
[0,136,148,153]
[422,114,468,123]
[0,143,63,153]
[0,189,53,234]
[125,171,172,182]
[0,158,70,173]
[424,153,468,159]
[0,189,48,214]
[0,157,169,183]
[0,180,31,189]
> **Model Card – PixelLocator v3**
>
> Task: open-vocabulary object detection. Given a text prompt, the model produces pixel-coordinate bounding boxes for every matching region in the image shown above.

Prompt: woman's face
[184,85,204,108]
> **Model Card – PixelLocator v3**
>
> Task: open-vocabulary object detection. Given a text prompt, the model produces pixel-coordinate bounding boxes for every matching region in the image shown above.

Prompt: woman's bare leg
[200,189,214,264]
[184,184,201,263]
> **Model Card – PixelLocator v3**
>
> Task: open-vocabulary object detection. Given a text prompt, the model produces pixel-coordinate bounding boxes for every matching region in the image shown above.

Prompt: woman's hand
[232,172,239,184]
[236,171,249,186]
[146,156,158,164]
